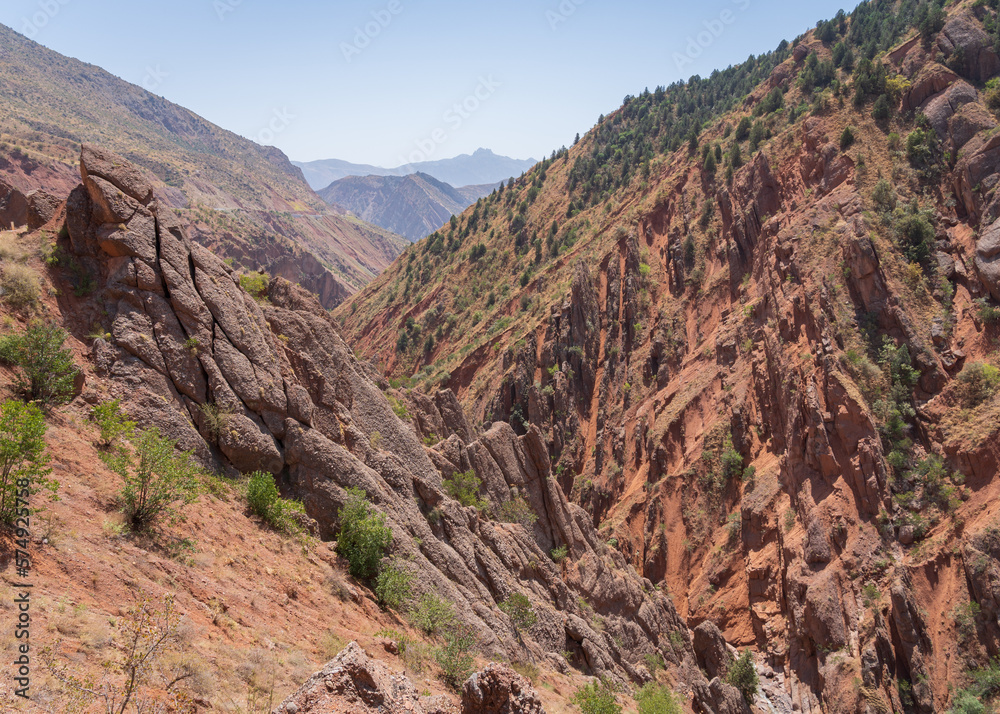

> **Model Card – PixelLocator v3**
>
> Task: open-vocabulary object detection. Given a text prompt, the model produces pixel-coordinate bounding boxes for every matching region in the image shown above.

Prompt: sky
[0,0,852,167]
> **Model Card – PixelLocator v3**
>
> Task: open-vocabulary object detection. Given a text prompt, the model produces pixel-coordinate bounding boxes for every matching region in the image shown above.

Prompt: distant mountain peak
[294,150,536,191]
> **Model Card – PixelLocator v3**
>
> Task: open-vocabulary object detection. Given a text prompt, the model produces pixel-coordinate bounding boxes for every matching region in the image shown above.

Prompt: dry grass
[0,262,40,308]
[0,232,28,263]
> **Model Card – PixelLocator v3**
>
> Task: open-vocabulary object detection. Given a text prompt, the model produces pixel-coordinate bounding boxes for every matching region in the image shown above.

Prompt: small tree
[336,487,392,580]
[872,94,892,122]
[91,400,135,450]
[443,469,488,512]
[43,593,185,714]
[726,649,760,705]
[0,399,52,525]
[435,623,477,689]
[105,427,201,531]
[839,126,856,151]
[499,593,537,631]
[410,593,455,636]
[7,322,79,407]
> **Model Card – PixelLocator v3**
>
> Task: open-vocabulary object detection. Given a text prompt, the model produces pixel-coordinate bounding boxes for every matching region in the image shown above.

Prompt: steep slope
[3,144,761,713]
[0,22,406,304]
[318,172,498,242]
[338,1,1000,712]
[295,148,537,191]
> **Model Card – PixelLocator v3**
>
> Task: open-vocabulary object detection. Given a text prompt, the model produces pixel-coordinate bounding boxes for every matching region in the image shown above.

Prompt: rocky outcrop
[25,189,60,230]
[975,216,1000,302]
[64,145,717,697]
[461,663,544,714]
[0,179,28,229]
[937,10,1000,82]
[272,641,433,714]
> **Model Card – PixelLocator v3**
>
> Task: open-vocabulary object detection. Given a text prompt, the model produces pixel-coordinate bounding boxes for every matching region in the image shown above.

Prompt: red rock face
[336,8,1000,713]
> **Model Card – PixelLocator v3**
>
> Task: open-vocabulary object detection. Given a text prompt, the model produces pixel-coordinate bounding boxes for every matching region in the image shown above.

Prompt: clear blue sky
[0,0,852,167]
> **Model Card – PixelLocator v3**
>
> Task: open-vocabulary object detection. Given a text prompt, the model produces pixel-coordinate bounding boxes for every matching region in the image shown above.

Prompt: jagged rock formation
[337,5,1000,712]
[60,145,750,712]
[274,644,545,714]
[461,663,544,714]
[272,641,437,714]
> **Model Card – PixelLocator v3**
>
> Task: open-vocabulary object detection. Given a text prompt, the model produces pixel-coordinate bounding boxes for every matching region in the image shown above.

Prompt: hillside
[0,144,743,714]
[338,1,1000,711]
[0,22,406,304]
[295,148,537,191]
[318,172,498,242]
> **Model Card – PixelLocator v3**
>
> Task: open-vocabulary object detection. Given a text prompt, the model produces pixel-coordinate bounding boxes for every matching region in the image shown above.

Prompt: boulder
[80,144,153,204]
[974,216,1000,302]
[273,641,432,714]
[901,64,961,112]
[693,621,731,679]
[461,663,543,714]
[25,189,61,230]
[937,11,1000,82]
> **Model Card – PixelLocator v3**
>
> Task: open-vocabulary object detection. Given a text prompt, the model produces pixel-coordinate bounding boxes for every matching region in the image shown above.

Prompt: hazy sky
[1,0,851,166]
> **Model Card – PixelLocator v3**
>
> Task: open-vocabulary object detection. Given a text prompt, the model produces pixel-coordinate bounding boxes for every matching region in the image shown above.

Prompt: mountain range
[317,172,498,242]
[294,148,537,190]
[0,22,405,306]
[5,2,1000,714]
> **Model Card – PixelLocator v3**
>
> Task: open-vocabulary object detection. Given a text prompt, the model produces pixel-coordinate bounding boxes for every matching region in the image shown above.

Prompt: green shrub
[871,94,892,122]
[976,298,1000,324]
[872,179,896,213]
[410,592,455,636]
[91,400,135,450]
[955,361,1000,409]
[573,679,621,714]
[246,470,305,535]
[375,559,413,610]
[726,649,759,705]
[636,682,681,714]
[894,211,935,264]
[550,545,569,563]
[435,623,477,689]
[0,334,20,365]
[499,495,537,527]
[239,271,269,300]
[443,469,487,512]
[336,487,392,580]
[0,399,53,525]
[721,437,743,479]
[5,322,79,407]
[105,427,201,531]
[643,652,665,678]
[839,126,855,150]
[499,593,537,631]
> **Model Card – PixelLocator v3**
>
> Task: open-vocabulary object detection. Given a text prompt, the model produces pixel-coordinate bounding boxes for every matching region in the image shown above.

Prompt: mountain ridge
[0,21,406,303]
[337,2,1000,711]
[295,148,537,190]
[317,172,499,242]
